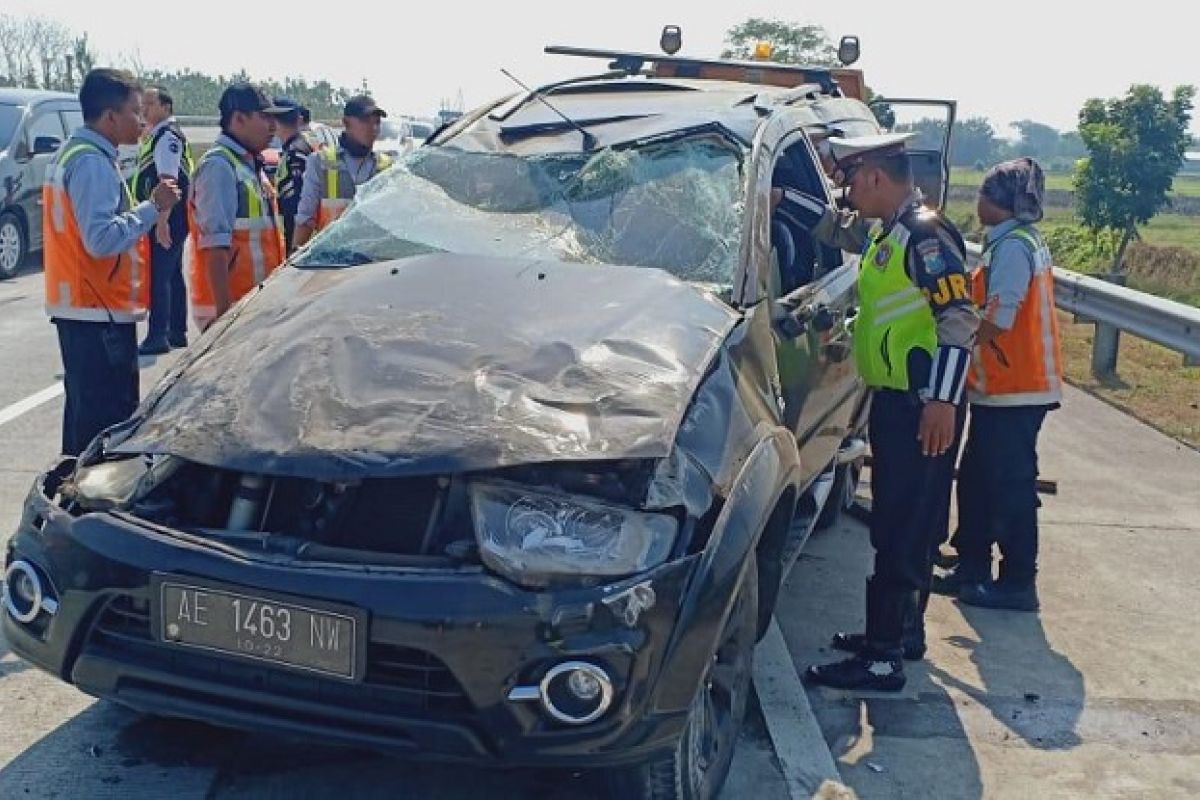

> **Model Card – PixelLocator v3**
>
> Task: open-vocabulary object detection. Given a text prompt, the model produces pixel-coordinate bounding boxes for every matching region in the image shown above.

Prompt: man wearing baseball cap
[187,83,288,328]
[777,132,979,692]
[269,96,312,253]
[293,94,394,248]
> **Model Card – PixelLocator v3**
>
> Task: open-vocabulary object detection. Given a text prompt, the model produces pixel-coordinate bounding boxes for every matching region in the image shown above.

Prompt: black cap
[219,82,287,116]
[272,95,301,111]
[343,95,387,119]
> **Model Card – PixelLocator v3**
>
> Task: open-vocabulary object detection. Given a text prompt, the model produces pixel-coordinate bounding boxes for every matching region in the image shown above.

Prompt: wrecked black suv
[5,48,885,799]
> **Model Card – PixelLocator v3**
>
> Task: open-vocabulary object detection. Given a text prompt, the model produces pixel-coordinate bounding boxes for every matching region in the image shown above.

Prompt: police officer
[780,133,979,691]
[134,85,194,354]
[270,96,313,253]
[948,157,1063,612]
[43,68,181,455]
[188,83,286,329]
[292,95,393,248]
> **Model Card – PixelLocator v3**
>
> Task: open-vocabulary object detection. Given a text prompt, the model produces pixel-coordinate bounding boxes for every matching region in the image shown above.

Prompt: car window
[295,133,747,288]
[0,104,23,150]
[25,110,66,149]
[410,122,434,140]
[60,109,85,136]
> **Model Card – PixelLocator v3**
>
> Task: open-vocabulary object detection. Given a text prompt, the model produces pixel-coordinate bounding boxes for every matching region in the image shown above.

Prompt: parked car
[374,118,413,159]
[0,88,82,279]
[4,43,956,798]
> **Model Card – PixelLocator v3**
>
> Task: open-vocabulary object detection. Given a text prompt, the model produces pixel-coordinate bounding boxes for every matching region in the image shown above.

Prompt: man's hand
[152,178,181,212]
[917,400,957,458]
[154,217,172,249]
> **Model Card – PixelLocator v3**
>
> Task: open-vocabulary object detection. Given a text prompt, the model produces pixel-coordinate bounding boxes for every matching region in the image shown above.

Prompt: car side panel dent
[649,429,799,714]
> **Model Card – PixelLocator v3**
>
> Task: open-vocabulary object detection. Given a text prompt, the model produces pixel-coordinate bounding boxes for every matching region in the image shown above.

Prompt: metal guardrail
[1051,268,1200,364]
[965,242,1200,370]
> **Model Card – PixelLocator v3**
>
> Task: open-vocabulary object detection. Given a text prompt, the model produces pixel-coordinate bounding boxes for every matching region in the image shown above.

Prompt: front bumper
[3,470,702,767]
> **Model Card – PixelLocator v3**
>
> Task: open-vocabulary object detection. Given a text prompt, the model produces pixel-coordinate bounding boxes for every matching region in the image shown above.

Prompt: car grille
[89,595,474,717]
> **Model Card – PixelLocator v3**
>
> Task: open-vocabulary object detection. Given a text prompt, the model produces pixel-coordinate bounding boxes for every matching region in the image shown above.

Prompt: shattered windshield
[293,133,747,286]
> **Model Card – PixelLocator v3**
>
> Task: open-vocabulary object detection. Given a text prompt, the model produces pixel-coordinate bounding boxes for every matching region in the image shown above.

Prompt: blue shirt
[190,133,252,249]
[983,218,1036,330]
[60,127,158,257]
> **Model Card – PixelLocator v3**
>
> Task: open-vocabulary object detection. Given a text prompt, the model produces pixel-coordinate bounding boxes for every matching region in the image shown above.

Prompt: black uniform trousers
[146,235,187,341]
[955,404,1051,585]
[54,319,139,456]
[869,389,965,593]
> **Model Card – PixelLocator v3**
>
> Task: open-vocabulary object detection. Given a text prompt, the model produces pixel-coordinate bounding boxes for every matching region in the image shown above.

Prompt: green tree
[1074,84,1195,275]
[1012,119,1061,160]
[895,116,1002,167]
[720,18,837,66]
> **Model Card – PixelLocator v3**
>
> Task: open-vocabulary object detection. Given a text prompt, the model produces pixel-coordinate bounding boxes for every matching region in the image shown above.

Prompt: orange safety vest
[314,146,392,231]
[187,144,284,325]
[43,141,149,323]
[968,225,1063,406]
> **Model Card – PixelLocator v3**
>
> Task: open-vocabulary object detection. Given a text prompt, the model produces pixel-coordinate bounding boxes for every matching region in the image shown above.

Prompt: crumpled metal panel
[113,255,739,481]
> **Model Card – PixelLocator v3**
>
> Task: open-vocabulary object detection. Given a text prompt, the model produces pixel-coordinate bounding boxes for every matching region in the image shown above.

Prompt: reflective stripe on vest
[853,223,937,390]
[186,145,284,322]
[315,147,393,230]
[968,226,1063,406]
[131,123,194,201]
[44,141,149,323]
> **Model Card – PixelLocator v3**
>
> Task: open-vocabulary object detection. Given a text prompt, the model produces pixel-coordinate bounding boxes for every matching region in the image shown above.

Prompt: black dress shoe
[830,631,927,661]
[168,333,188,348]
[958,580,1040,612]
[138,337,170,356]
[804,653,906,691]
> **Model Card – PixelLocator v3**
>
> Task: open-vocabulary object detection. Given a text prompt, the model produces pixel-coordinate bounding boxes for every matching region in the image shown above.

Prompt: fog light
[3,560,44,624]
[540,662,613,726]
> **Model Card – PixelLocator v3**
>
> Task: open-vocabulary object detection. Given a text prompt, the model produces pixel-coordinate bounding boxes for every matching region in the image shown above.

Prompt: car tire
[605,560,757,800]
[815,456,863,531]
[0,211,27,280]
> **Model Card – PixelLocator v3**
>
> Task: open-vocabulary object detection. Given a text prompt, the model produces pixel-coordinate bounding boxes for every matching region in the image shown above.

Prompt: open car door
[871,98,956,210]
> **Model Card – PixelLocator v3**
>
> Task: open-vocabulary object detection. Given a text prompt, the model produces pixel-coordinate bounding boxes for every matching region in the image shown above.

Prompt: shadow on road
[779,522,985,800]
[0,701,611,799]
[930,602,1085,752]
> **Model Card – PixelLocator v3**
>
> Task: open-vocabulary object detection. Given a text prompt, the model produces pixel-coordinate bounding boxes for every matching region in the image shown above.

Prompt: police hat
[343,95,387,119]
[826,132,915,169]
[219,83,288,116]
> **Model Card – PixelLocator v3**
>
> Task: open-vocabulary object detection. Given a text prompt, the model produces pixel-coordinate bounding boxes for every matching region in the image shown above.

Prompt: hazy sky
[9,0,1200,137]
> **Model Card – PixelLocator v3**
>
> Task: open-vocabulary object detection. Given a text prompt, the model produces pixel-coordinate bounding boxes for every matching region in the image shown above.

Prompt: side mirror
[837,36,861,67]
[33,136,62,156]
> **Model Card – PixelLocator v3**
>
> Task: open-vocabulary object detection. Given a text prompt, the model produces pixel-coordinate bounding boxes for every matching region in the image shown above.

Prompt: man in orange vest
[43,68,181,455]
[187,83,287,329]
[942,157,1063,611]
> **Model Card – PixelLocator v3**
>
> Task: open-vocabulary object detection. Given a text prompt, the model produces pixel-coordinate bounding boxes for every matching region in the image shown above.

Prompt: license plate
[152,578,364,681]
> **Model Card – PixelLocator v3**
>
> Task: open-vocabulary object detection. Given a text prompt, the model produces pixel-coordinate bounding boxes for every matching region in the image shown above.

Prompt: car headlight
[70,455,181,510]
[470,482,677,588]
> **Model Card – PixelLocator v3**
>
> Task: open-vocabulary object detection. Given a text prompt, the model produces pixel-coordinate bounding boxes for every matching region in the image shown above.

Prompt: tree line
[0,13,367,120]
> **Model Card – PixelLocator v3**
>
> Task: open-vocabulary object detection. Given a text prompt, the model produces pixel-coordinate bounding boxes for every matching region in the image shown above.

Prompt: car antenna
[500,68,597,151]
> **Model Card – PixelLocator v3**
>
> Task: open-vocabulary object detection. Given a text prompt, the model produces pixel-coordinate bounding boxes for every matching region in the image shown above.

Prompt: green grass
[944,200,1200,252]
[950,169,1200,198]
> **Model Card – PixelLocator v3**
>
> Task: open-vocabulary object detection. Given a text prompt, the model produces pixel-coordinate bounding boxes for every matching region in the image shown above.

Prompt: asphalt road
[2,258,1198,799]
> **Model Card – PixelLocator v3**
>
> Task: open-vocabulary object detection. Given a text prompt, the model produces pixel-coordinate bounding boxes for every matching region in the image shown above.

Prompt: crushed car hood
[113,254,740,479]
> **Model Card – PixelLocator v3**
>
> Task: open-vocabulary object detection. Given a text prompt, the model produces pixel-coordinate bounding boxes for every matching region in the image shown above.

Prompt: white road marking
[0,383,63,429]
[754,618,852,800]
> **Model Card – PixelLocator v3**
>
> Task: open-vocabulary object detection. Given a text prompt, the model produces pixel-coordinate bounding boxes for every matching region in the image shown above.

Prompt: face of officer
[344,112,382,149]
[142,89,171,128]
[842,157,909,219]
[229,110,277,155]
[106,91,145,147]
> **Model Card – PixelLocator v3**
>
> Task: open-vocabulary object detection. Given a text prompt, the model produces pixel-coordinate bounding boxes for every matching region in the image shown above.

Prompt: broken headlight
[469,481,677,588]
[69,455,181,511]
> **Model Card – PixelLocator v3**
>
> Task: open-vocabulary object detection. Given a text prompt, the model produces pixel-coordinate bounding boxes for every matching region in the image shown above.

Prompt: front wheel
[0,212,27,280]
[605,561,758,800]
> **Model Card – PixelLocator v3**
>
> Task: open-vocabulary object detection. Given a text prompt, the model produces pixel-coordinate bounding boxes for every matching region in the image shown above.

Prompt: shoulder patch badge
[917,238,946,275]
